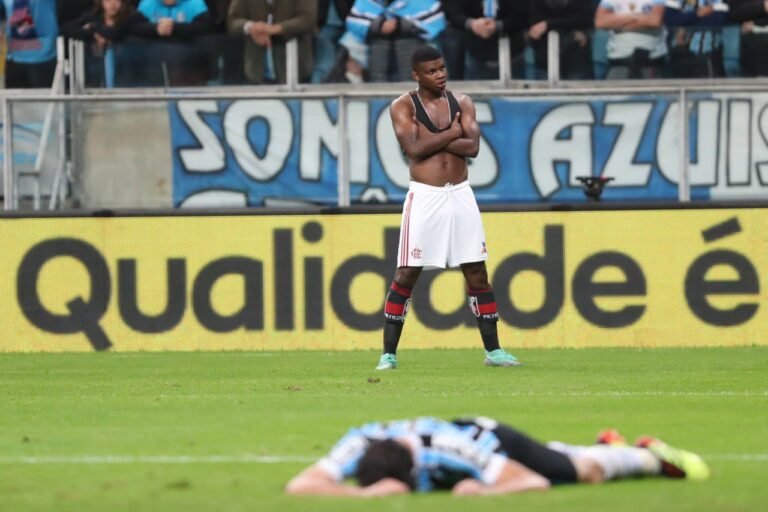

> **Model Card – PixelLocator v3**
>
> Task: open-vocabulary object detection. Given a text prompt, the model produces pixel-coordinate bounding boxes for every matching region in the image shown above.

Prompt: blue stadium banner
[170,93,768,206]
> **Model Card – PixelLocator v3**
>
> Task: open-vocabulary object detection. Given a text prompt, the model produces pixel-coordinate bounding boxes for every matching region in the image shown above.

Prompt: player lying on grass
[285,416,709,496]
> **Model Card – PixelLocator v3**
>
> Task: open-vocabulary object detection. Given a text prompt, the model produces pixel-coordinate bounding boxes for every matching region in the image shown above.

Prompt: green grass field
[1,348,767,512]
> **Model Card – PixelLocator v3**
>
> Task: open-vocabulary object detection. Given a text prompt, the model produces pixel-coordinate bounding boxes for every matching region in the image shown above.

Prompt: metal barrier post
[3,97,15,210]
[337,94,350,207]
[67,38,77,94]
[547,30,560,86]
[678,88,690,202]
[74,40,86,92]
[286,38,299,91]
[498,35,512,85]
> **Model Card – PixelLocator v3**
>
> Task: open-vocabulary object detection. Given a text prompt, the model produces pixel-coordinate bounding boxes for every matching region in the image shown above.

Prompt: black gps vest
[409,91,461,133]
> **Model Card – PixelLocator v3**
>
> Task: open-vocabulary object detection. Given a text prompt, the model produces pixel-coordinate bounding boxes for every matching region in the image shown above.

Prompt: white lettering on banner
[300,100,338,181]
[657,100,719,185]
[179,190,248,208]
[178,100,226,173]
[530,103,595,197]
[710,97,768,199]
[376,105,410,188]
[225,100,292,181]
[174,96,768,204]
[758,105,768,184]
[297,100,370,184]
[467,102,498,187]
[601,102,653,187]
[727,100,751,185]
[348,101,370,184]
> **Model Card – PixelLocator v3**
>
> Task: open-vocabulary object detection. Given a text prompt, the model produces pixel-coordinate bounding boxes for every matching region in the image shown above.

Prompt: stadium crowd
[1,0,767,88]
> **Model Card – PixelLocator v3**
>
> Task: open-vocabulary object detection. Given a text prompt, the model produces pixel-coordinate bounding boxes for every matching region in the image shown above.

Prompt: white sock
[548,442,661,480]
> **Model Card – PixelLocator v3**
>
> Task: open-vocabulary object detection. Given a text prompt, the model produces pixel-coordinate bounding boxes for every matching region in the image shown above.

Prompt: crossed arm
[390,94,480,161]
[284,459,550,497]
[285,464,410,497]
[595,5,665,30]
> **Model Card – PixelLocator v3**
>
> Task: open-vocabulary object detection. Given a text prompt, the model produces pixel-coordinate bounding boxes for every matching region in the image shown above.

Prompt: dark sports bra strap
[409,91,462,133]
[409,92,439,133]
[446,91,460,121]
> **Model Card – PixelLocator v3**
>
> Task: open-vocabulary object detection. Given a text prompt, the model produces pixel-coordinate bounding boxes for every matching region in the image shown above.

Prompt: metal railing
[3,29,767,211]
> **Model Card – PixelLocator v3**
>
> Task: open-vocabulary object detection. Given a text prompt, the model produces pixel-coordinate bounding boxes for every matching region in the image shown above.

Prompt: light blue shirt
[599,0,668,60]
[317,417,509,492]
[0,0,58,64]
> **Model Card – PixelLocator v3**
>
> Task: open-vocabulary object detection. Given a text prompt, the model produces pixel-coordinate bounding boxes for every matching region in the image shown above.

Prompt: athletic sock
[548,442,661,480]
[468,288,500,352]
[584,446,662,480]
[383,281,412,355]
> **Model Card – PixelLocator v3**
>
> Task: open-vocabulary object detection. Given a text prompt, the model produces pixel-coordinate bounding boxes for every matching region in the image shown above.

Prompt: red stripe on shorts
[400,192,414,267]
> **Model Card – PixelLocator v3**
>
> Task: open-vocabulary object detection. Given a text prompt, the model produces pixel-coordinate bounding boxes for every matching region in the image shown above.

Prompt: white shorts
[396,180,488,270]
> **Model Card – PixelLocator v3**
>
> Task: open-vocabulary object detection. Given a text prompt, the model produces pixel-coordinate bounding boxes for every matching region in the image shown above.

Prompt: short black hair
[355,439,416,490]
[411,45,443,69]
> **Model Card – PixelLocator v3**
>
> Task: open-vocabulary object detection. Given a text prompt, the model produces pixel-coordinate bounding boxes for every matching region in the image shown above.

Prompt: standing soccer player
[376,45,520,370]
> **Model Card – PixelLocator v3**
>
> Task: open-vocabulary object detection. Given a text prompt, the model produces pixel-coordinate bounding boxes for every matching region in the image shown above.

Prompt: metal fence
[2,34,768,211]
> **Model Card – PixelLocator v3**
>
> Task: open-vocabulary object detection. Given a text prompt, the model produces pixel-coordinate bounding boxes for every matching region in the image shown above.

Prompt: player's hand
[93,33,107,48]
[249,21,270,35]
[470,18,495,39]
[742,20,755,34]
[573,30,588,47]
[452,478,486,496]
[381,18,398,35]
[528,21,548,40]
[450,112,463,138]
[360,478,410,496]
[157,18,173,36]
[697,5,714,17]
[248,22,272,46]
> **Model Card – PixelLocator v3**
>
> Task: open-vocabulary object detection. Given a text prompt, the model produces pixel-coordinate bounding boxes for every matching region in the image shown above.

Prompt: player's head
[355,439,416,490]
[411,46,447,91]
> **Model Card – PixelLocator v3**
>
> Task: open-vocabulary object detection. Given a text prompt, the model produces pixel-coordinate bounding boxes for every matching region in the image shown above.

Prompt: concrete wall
[79,103,172,209]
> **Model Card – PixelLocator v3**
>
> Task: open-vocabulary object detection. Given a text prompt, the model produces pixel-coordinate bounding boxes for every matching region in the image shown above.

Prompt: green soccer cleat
[375,353,398,370]
[635,436,711,480]
[484,349,522,367]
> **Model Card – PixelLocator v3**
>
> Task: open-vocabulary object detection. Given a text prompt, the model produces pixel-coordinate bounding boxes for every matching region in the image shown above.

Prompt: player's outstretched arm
[285,465,410,497]
[390,96,461,161]
[444,94,480,158]
[452,460,551,496]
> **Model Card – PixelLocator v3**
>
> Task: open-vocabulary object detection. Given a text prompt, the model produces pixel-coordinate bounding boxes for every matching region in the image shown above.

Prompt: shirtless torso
[389,61,481,187]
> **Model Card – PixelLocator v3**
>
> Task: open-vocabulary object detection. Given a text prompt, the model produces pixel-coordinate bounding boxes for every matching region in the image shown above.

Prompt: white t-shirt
[600,0,668,60]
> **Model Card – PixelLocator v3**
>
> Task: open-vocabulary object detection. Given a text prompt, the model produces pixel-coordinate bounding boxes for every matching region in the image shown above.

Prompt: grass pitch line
[0,454,766,465]
[0,455,316,465]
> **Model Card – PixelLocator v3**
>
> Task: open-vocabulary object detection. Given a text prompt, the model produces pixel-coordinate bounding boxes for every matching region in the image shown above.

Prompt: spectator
[728,0,768,76]
[312,0,353,83]
[62,0,148,86]
[595,0,667,79]
[528,0,596,80]
[340,0,445,83]
[442,0,529,80]
[664,0,729,78]
[201,0,246,84]
[227,0,316,85]
[135,0,213,85]
[0,0,59,88]
[63,0,146,44]
[137,0,212,39]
